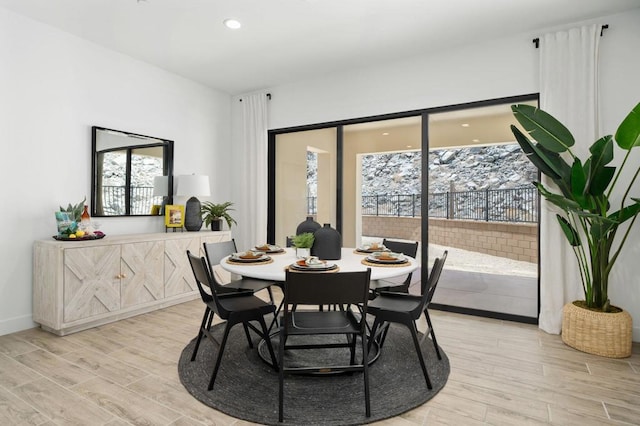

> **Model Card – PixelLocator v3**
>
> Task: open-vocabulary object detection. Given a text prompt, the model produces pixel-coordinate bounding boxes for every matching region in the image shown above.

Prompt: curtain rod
[532,24,608,48]
[239,93,271,102]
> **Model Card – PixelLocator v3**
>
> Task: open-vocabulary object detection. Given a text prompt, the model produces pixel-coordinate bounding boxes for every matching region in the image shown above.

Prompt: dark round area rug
[178,323,450,425]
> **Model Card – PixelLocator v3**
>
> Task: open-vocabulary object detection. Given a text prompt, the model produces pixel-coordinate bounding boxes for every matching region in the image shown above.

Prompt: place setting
[253,243,286,254]
[226,250,274,265]
[361,251,410,267]
[354,241,389,254]
[288,256,339,273]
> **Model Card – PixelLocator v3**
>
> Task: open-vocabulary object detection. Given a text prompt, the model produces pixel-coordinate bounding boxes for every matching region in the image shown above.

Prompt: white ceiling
[1,0,639,95]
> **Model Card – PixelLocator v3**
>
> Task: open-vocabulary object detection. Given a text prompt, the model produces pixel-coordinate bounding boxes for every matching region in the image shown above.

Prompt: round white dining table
[220,247,419,289]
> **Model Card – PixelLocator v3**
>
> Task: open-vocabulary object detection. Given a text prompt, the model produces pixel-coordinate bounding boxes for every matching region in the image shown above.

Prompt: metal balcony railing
[308,186,539,223]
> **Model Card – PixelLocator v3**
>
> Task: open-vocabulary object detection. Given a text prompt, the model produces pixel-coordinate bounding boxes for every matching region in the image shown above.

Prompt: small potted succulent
[291,232,315,258]
[201,201,237,231]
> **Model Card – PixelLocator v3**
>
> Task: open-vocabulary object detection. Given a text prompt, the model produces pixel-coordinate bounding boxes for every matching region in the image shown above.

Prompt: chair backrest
[284,269,371,307]
[382,239,418,258]
[204,239,239,266]
[187,250,229,318]
[412,251,448,318]
[203,239,241,287]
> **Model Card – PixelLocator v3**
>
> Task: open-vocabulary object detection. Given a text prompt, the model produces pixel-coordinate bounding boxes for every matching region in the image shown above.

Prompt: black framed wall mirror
[91,126,174,217]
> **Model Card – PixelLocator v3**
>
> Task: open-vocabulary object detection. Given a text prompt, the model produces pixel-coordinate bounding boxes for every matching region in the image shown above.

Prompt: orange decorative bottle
[81,205,91,227]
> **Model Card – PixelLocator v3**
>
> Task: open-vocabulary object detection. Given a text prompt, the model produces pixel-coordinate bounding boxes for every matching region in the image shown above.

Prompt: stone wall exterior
[362,216,538,263]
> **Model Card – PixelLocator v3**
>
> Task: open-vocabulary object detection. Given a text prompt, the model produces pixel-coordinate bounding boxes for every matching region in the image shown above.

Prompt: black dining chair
[367,250,448,388]
[374,238,419,294]
[203,240,277,305]
[186,250,278,391]
[278,269,372,423]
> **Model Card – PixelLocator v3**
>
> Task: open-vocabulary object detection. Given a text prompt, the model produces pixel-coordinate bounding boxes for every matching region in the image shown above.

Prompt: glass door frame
[268,93,540,324]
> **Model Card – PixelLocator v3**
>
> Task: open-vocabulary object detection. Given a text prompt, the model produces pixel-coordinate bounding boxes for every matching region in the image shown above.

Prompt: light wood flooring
[1,289,639,425]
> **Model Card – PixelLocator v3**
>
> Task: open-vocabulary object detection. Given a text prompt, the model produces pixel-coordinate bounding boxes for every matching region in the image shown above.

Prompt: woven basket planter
[561,301,632,358]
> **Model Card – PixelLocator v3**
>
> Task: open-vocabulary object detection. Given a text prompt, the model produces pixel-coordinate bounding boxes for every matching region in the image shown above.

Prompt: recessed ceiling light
[461,123,470,127]
[406,145,412,148]
[382,132,389,136]
[223,19,241,29]
[472,139,480,143]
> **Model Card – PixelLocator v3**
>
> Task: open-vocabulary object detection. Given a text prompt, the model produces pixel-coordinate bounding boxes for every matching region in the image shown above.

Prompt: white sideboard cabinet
[33,231,230,335]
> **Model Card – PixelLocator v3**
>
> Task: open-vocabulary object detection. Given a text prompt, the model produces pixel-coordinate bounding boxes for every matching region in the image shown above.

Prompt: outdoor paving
[364,238,538,318]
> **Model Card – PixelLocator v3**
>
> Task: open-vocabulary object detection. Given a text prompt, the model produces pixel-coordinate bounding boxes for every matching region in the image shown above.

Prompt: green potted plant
[201,201,237,231]
[510,102,640,358]
[291,232,315,258]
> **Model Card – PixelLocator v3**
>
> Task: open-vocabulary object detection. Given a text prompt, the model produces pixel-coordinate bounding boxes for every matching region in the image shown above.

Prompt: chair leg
[379,321,391,348]
[242,322,254,348]
[267,287,279,328]
[424,309,442,360]
[278,324,286,422]
[208,322,232,391]
[408,320,432,389]
[361,329,371,417]
[368,317,383,353]
[258,317,278,371]
[349,333,356,365]
[191,308,212,361]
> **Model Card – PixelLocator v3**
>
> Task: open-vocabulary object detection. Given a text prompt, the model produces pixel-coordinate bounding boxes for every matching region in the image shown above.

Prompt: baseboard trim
[0,314,37,337]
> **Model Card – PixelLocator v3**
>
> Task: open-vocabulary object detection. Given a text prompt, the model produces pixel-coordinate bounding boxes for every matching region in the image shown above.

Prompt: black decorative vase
[296,216,321,235]
[184,196,203,231]
[311,223,341,260]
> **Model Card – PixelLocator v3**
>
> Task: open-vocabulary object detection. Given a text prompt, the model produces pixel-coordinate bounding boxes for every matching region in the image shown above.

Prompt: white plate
[290,261,337,271]
[366,252,406,263]
[254,244,284,253]
[357,244,386,253]
[231,252,268,262]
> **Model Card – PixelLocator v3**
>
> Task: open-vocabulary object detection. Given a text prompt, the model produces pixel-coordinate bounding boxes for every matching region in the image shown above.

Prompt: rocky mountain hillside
[308,143,537,196]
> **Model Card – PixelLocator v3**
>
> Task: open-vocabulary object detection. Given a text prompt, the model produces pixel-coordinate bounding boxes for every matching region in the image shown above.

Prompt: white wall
[0,8,232,335]
[231,9,640,340]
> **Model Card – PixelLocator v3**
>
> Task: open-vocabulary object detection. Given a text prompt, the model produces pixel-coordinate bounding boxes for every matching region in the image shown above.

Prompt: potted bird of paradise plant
[510,102,640,358]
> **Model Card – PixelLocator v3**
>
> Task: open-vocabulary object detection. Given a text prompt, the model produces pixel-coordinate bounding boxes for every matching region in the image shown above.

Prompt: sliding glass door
[268,94,540,323]
[273,128,337,247]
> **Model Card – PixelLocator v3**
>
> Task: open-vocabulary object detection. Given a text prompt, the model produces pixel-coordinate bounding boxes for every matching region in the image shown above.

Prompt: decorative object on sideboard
[55,197,105,240]
[152,175,169,215]
[295,216,321,235]
[311,224,342,260]
[511,102,640,358]
[176,174,210,231]
[201,201,237,231]
[165,204,185,232]
[291,232,314,258]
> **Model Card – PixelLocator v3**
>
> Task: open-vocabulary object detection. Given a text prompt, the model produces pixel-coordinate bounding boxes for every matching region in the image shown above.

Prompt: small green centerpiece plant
[201,201,237,230]
[292,232,314,257]
[292,232,315,249]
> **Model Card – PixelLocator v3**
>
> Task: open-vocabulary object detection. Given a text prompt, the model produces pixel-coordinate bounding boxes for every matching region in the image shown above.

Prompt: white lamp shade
[152,176,169,196]
[176,174,211,197]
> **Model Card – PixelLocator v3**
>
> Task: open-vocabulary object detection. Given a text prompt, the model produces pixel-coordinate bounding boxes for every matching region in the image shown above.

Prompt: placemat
[286,266,340,273]
[226,258,274,266]
[361,259,411,268]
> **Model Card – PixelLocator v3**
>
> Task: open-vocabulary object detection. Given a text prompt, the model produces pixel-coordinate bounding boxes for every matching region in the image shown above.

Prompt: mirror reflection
[92,126,174,217]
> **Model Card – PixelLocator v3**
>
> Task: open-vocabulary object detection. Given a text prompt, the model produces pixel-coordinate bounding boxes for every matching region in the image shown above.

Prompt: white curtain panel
[538,24,602,333]
[239,93,269,249]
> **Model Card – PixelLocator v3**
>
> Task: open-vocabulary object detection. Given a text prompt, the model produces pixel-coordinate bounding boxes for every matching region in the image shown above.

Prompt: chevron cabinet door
[121,241,164,308]
[63,245,121,323]
[164,237,200,297]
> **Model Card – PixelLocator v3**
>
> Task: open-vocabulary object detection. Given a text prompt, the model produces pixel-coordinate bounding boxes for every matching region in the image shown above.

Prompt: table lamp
[176,174,210,231]
[152,176,169,215]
